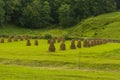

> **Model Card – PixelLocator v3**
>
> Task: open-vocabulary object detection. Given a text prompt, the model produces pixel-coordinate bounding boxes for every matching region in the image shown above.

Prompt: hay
[25,35,29,40]
[57,37,65,43]
[77,40,81,48]
[48,39,51,44]
[83,40,89,47]
[60,42,66,50]
[57,37,61,43]
[90,40,95,46]
[0,37,4,43]
[34,39,39,46]
[70,39,76,49]
[26,39,31,46]
[49,41,55,52]
[61,37,65,42]
[52,37,56,43]
[20,36,24,41]
[8,36,12,42]
[14,36,18,42]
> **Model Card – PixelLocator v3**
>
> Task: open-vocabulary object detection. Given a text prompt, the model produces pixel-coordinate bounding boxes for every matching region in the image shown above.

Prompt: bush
[63,34,71,40]
[44,34,52,39]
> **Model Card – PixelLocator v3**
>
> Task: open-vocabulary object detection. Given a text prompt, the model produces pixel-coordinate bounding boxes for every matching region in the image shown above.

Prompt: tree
[89,0,101,15]
[19,0,52,28]
[4,0,20,23]
[73,0,90,22]
[59,4,73,28]
[19,0,42,28]
[98,0,116,13]
[0,0,118,28]
[115,0,120,9]
[41,1,52,27]
[0,0,5,26]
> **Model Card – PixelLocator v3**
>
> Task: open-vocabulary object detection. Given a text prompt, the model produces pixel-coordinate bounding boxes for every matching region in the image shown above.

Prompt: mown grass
[0,64,120,80]
[0,39,120,80]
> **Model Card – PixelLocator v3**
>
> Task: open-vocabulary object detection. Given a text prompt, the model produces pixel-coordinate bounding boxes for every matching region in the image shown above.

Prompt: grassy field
[0,39,120,80]
[0,12,120,39]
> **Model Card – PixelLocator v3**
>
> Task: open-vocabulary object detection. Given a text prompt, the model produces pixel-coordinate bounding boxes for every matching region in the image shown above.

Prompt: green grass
[72,11,120,39]
[0,39,120,80]
[0,11,120,39]
[0,25,67,36]
[0,64,120,80]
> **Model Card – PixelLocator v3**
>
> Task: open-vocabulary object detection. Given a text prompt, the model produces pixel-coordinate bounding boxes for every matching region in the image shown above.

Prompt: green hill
[72,11,120,39]
[0,11,120,39]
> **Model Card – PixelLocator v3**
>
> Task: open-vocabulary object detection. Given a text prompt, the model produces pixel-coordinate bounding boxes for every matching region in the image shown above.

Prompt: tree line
[0,0,120,28]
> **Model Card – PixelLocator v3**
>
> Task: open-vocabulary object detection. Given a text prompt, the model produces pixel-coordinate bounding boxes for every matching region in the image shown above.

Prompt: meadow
[0,39,120,80]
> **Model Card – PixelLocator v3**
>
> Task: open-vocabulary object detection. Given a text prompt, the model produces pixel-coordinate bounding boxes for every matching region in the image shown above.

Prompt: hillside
[72,11,120,39]
[0,11,120,39]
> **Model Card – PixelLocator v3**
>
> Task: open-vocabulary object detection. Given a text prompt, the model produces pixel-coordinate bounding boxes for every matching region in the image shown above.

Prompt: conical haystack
[0,37,4,43]
[26,39,31,46]
[70,39,76,49]
[57,37,61,43]
[8,36,12,42]
[60,42,66,50]
[48,39,51,44]
[20,36,24,41]
[34,39,39,46]
[77,40,81,48]
[49,41,55,52]
[52,37,56,43]
[14,36,18,42]
[25,35,29,40]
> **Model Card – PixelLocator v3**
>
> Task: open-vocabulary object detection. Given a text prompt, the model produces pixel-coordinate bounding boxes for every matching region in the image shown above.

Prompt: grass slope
[0,12,120,39]
[72,11,120,39]
[0,39,120,80]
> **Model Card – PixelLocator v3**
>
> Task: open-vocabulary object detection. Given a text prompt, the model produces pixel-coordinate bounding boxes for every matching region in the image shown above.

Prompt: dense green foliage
[0,0,119,28]
[0,0,5,26]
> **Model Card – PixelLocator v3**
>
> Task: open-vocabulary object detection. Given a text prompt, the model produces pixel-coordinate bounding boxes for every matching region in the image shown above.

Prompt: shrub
[44,34,52,39]
[63,35,70,40]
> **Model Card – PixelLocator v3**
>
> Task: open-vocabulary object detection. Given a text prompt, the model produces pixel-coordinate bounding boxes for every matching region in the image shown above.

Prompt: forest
[0,0,120,28]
